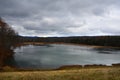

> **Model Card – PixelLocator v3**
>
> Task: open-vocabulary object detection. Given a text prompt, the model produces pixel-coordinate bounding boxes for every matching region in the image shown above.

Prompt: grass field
[0,67,120,80]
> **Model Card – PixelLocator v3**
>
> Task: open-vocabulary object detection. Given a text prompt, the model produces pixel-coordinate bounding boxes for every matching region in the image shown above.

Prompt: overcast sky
[0,0,120,37]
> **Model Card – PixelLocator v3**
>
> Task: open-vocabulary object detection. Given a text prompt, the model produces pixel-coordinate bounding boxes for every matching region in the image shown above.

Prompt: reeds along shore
[0,47,14,67]
[57,64,120,70]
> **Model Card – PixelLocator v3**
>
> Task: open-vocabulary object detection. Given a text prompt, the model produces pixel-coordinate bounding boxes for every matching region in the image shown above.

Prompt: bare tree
[0,17,18,49]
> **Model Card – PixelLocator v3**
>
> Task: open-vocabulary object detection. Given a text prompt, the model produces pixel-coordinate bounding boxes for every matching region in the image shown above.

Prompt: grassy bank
[0,67,120,80]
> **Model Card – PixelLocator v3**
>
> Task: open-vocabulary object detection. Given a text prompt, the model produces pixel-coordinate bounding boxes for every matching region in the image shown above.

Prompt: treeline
[20,36,120,47]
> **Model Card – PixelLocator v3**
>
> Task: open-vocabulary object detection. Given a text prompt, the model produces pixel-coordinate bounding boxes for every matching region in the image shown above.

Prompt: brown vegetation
[84,64,107,68]
[0,18,19,67]
[57,65,83,70]
[112,63,120,67]
[0,47,14,66]
[0,67,120,80]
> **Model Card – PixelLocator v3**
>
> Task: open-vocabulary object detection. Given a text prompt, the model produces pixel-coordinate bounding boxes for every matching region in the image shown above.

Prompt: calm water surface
[14,44,120,69]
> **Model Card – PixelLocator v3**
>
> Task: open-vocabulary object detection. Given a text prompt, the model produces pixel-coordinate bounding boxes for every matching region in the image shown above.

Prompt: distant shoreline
[16,42,120,49]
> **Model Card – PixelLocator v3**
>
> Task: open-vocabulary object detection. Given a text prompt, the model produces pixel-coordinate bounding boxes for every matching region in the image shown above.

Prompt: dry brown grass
[0,67,120,80]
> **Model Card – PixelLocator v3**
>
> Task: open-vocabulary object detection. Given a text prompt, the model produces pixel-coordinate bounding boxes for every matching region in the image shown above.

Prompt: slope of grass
[0,67,120,80]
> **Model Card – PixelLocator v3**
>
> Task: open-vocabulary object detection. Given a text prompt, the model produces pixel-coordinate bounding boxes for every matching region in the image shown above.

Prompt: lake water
[14,44,120,69]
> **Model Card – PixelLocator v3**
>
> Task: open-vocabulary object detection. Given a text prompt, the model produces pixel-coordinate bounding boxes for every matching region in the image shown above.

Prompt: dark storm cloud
[0,0,120,36]
[0,0,30,17]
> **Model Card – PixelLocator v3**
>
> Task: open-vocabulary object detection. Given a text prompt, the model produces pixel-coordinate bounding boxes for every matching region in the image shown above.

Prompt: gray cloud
[0,0,120,37]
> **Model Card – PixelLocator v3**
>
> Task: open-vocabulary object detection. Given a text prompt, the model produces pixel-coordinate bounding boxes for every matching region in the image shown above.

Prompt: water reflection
[13,44,120,69]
